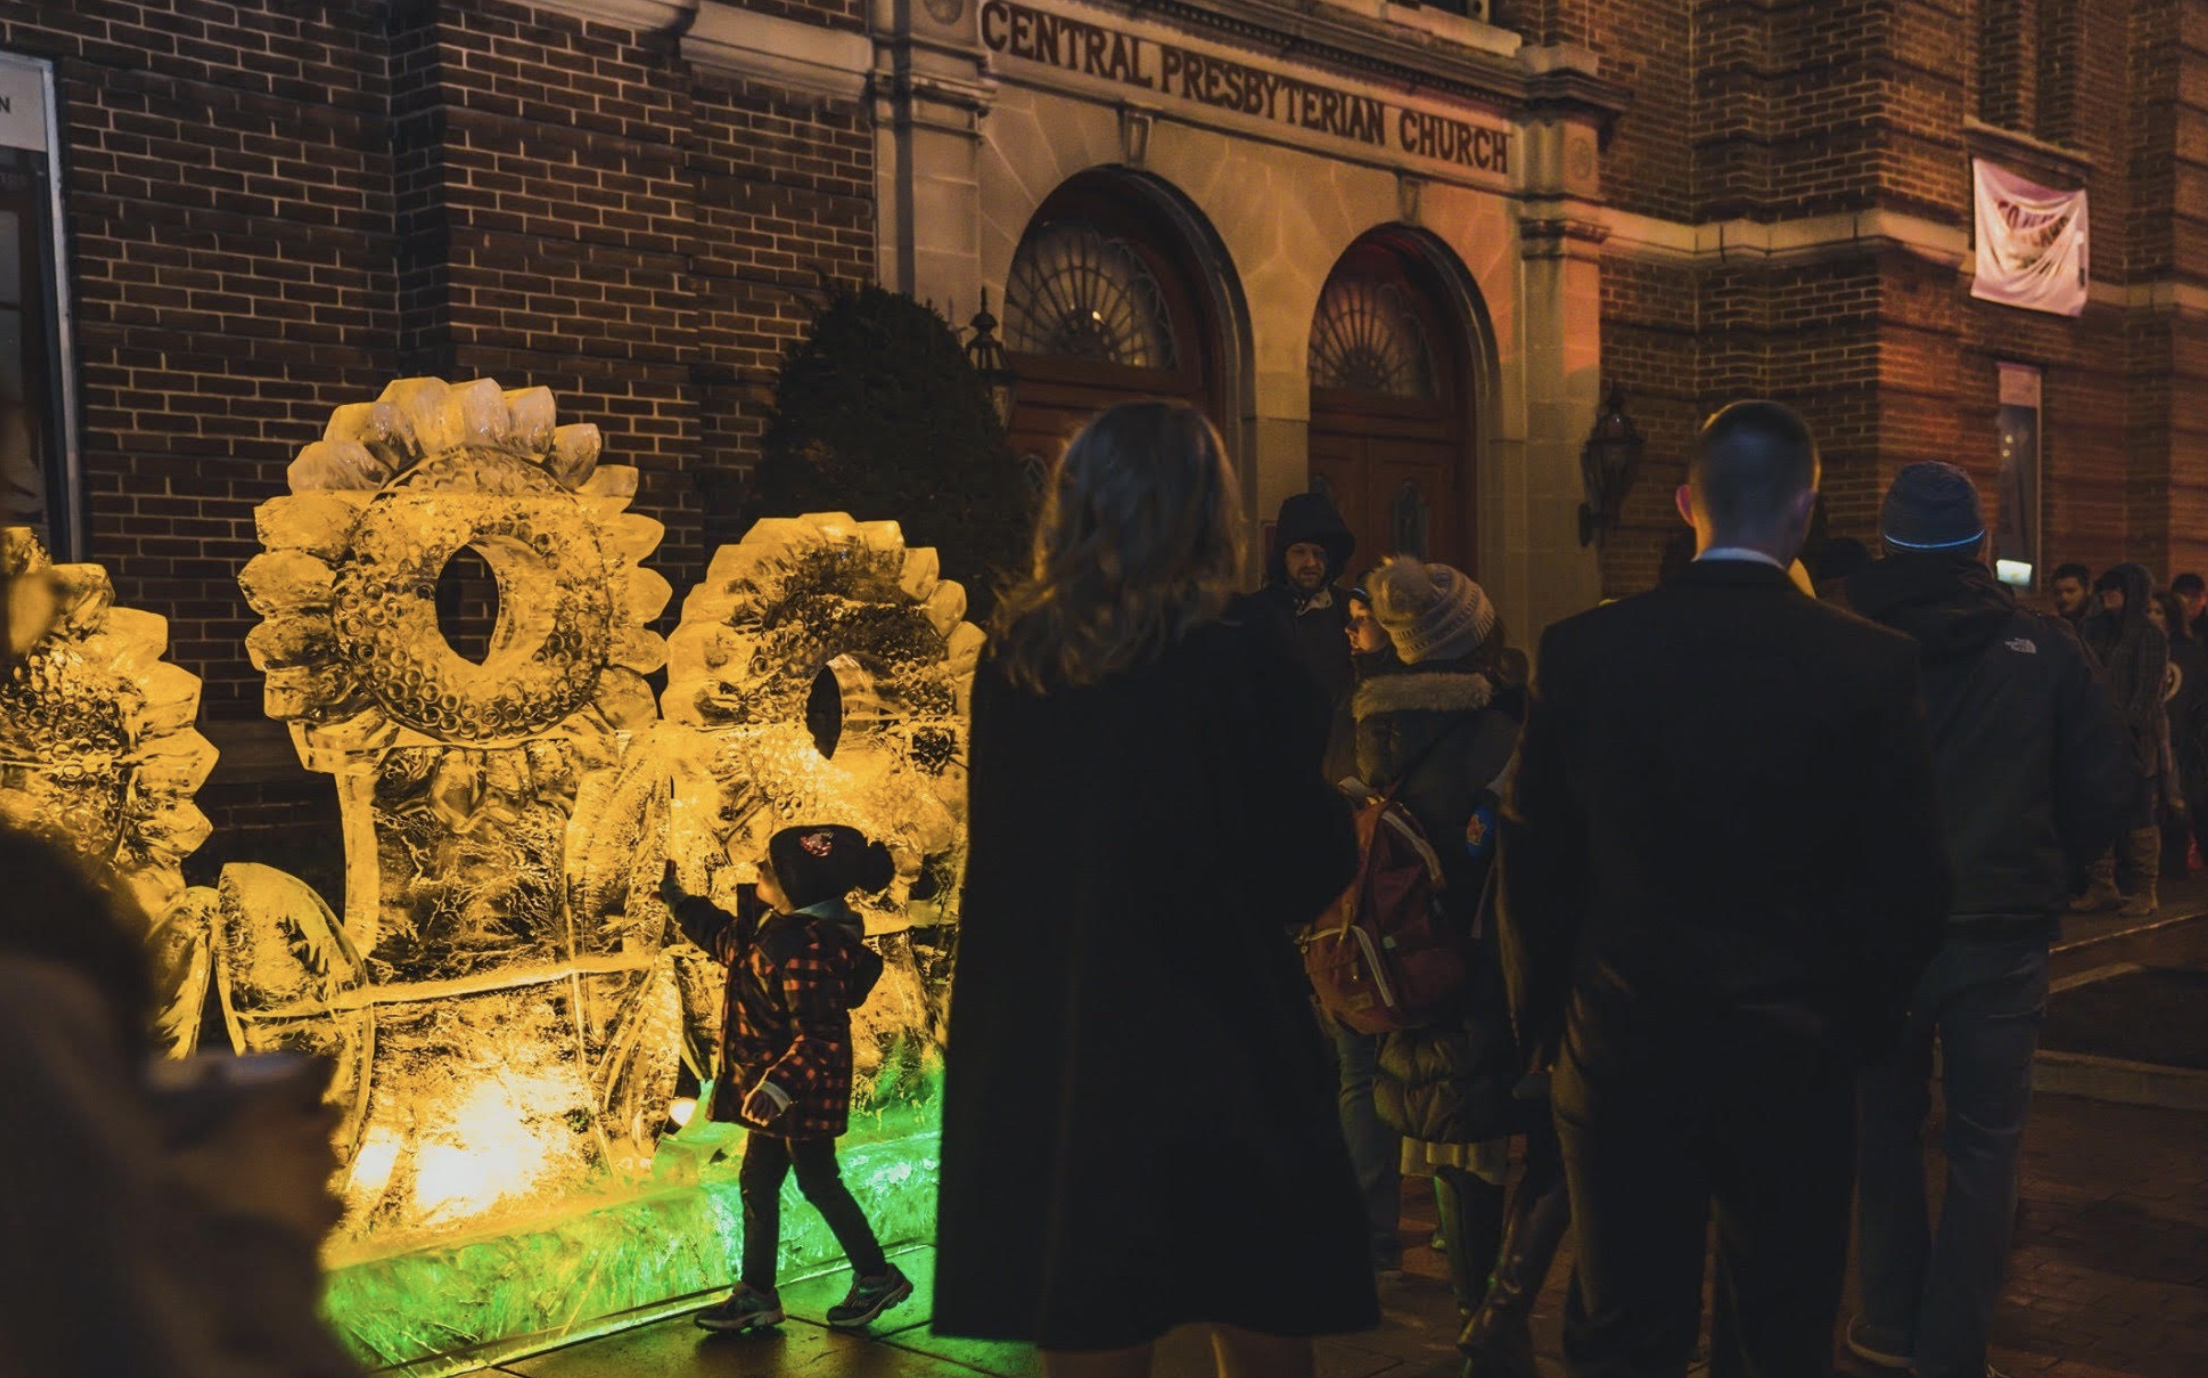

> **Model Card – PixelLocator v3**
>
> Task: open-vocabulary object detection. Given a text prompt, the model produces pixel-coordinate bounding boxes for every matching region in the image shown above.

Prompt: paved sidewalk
[497,900,2208,1378]
[488,1240,1486,1378]
[497,1088,2205,1378]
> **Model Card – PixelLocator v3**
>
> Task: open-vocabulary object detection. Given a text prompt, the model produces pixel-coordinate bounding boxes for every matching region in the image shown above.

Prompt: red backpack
[1302,745,1478,1035]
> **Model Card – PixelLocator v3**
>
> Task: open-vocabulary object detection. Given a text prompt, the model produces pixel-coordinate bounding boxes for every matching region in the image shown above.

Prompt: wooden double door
[1303,236,1473,582]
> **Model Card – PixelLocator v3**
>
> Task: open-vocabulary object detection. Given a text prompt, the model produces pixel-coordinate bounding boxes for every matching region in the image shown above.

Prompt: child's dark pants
[738,1132,890,1293]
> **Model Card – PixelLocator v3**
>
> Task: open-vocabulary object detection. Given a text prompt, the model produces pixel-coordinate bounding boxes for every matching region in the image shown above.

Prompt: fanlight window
[1004,220,1178,369]
[1309,278,1435,398]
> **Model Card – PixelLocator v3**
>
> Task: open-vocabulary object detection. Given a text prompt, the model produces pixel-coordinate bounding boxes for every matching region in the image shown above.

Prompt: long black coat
[932,617,1378,1349]
[1502,558,1951,1072]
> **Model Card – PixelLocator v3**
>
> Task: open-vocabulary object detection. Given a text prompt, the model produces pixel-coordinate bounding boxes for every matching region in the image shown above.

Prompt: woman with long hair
[2147,589,2206,878]
[932,401,1377,1377]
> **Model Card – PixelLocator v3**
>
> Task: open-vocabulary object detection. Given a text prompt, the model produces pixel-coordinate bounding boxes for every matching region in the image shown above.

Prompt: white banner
[1972,159,2089,317]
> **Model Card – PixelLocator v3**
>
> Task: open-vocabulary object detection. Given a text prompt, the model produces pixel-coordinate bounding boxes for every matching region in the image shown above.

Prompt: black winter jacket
[1849,555,2137,931]
[1241,493,1357,709]
[2083,562,2171,779]
[1352,663,1525,1145]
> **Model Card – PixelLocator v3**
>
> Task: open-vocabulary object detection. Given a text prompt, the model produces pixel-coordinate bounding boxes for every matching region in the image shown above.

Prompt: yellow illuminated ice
[0,526,219,1054]
[660,512,980,1106]
[232,377,681,1248]
[3,381,979,1274]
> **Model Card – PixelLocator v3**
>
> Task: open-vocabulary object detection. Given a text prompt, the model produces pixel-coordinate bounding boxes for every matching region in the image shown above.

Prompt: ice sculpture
[3,375,978,1287]
[659,512,980,1109]
[0,526,219,1054]
[237,377,679,1242]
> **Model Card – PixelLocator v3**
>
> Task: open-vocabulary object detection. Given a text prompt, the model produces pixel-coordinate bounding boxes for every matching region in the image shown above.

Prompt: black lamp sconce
[1578,381,1645,548]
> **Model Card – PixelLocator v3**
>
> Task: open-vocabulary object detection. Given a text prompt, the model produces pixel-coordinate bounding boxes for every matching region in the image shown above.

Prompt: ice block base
[324,1107,940,1374]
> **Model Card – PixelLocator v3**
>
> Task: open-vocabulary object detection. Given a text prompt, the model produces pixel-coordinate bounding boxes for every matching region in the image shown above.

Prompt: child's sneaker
[825,1265,915,1328]
[695,1284,785,1333]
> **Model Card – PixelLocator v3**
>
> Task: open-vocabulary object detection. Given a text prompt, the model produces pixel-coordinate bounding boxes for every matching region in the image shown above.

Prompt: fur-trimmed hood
[1351,666,1521,800]
[1352,668,1495,722]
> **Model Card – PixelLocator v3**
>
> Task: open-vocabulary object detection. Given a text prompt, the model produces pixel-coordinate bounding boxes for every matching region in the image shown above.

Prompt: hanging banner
[1971,159,2089,317]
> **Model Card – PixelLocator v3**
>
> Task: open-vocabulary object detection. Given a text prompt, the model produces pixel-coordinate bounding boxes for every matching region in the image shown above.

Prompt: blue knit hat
[1880,463,1985,554]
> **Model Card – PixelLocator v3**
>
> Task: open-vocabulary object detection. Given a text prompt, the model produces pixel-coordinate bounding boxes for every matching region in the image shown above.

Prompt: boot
[1433,1169,1505,1317]
[2120,826,2161,918]
[2070,852,2120,913]
[1459,1174,1571,1377]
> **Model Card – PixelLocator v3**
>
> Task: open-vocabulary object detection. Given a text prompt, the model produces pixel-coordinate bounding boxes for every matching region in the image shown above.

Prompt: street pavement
[494,903,2208,1378]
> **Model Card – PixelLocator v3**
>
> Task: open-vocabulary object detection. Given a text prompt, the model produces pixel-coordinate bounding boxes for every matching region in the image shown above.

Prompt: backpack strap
[1345,716,1476,903]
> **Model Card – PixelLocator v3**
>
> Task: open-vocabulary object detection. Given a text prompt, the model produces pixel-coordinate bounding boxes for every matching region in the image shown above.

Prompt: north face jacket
[1849,554,2137,929]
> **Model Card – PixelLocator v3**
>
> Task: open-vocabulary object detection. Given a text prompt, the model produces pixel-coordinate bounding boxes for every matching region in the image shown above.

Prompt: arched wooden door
[1306,236,1473,579]
[1001,173,1223,484]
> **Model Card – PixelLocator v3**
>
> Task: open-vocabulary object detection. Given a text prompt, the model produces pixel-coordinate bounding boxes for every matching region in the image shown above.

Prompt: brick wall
[3,0,877,855]
[1542,0,2208,599]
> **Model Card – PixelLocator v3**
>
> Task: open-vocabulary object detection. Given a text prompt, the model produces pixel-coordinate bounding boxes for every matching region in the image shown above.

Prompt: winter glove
[1464,795,1499,861]
[658,862,687,910]
[742,1080,794,1126]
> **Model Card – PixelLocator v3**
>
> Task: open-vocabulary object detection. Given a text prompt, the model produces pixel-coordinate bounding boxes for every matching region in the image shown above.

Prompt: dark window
[1003,220,1177,369]
[1994,363,2041,590]
[1309,278,1435,398]
[0,55,77,557]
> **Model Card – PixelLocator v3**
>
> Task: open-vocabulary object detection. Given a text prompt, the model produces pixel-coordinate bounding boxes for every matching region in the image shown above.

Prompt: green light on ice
[322,1084,943,1375]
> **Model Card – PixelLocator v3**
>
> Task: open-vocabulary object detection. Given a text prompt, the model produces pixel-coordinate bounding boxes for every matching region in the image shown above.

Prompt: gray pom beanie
[1366,557,1497,665]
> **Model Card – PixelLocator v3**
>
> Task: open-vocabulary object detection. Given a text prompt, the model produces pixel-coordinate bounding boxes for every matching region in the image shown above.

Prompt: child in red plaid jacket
[661,824,913,1333]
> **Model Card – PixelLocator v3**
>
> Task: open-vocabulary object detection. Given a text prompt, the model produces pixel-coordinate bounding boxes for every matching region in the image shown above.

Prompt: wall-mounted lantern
[1578,381,1644,548]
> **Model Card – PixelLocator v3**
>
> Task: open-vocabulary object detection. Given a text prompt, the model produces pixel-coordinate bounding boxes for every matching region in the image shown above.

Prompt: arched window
[1004,220,1178,369]
[1309,278,1435,398]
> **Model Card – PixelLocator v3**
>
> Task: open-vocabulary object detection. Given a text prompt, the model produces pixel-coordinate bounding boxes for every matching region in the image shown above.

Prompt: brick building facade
[1583,0,2208,598]
[0,0,878,849]
[2,0,2203,856]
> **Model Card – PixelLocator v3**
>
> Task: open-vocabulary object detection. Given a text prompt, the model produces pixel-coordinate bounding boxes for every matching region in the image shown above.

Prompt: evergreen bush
[750,286,1030,613]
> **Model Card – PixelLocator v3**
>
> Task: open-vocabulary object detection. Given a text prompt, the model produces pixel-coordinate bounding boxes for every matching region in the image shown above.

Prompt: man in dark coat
[2171,571,2207,642]
[1503,400,1950,1378]
[1845,464,2136,1378]
[1245,491,1357,707]
[2048,563,2094,634]
[2078,562,2170,916]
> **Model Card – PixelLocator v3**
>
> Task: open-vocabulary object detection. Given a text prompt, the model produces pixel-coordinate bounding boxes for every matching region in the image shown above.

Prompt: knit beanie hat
[766,824,896,911]
[1365,557,1497,665]
[1880,462,1985,554]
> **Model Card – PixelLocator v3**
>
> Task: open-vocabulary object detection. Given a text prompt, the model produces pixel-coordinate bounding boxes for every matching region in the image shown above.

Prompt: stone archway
[1306,228,1483,579]
[999,169,1237,480]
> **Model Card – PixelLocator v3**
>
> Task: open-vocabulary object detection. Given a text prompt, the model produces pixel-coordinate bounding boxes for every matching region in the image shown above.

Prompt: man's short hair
[2051,562,2092,588]
[2174,572,2206,597]
[1690,401,1820,536]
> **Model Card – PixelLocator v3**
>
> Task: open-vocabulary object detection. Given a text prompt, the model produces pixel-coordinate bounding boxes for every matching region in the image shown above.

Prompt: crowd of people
[935,398,2148,1378]
[0,394,2173,1378]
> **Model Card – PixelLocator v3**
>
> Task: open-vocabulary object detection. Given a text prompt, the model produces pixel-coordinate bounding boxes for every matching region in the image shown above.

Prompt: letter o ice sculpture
[658,513,981,1110]
[238,378,677,1243]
